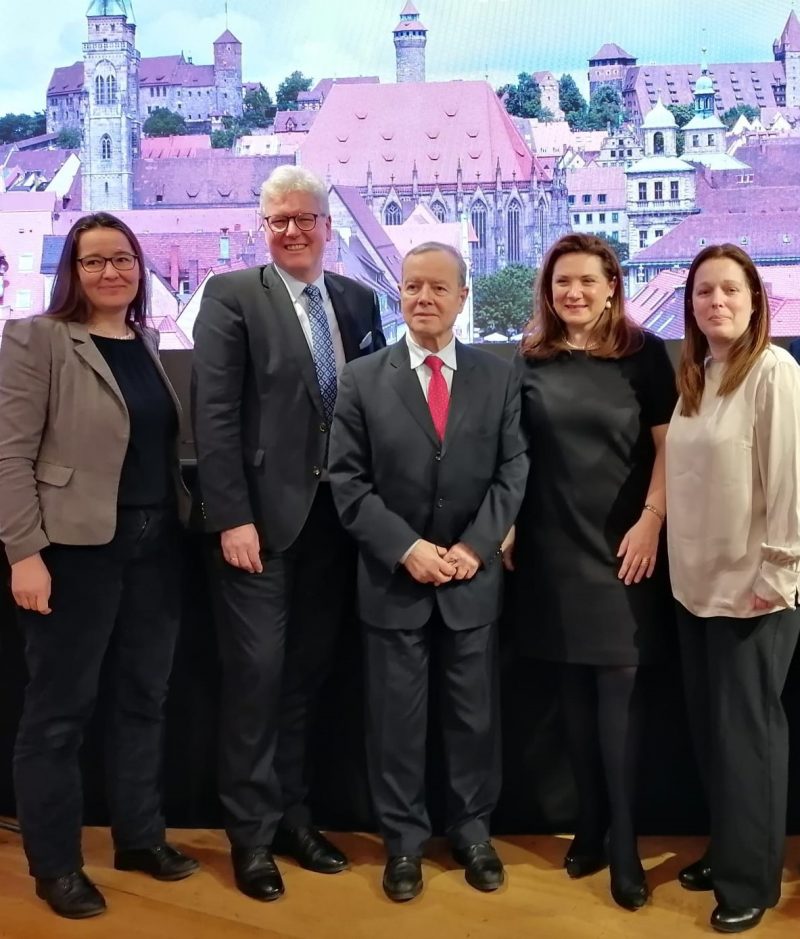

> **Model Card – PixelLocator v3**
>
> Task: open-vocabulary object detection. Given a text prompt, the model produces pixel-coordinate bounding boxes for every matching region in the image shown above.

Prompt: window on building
[639,230,648,249]
[611,212,619,223]
[431,201,446,222]
[108,75,117,103]
[653,131,664,154]
[573,213,580,224]
[219,236,230,260]
[150,86,154,97]
[626,149,632,156]
[471,201,488,275]
[671,180,679,200]
[599,213,606,223]
[179,276,190,294]
[655,229,664,238]
[95,74,106,104]
[101,134,111,160]
[638,182,647,201]
[707,133,715,146]
[692,134,700,147]
[582,194,591,204]
[598,193,607,204]
[16,289,31,310]
[384,203,403,225]
[586,213,593,223]
[654,181,663,200]
[507,201,521,263]
[18,253,33,272]
[568,194,575,205]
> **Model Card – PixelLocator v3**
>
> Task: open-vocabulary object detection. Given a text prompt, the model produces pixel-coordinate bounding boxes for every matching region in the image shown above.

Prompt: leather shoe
[452,841,505,892]
[383,855,422,902]
[711,905,765,933]
[679,857,713,891]
[114,843,199,881]
[35,870,106,919]
[231,846,285,901]
[564,847,608,879]
[272,826,348,874]
[610,865,649,911]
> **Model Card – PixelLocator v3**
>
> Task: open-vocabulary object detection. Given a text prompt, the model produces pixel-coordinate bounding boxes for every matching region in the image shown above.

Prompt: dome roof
[642,99,677,129]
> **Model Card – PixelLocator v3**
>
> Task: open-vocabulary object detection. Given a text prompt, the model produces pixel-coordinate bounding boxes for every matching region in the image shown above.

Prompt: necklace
[90,326,135,340]
[564,337,593,351]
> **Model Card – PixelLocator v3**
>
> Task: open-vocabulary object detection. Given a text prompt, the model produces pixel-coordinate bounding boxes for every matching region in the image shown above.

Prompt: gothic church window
[384,203,402,225]
[101,134,112,160]
[431,200,446,221]
[507,201,521,263]
[653,132,664,154]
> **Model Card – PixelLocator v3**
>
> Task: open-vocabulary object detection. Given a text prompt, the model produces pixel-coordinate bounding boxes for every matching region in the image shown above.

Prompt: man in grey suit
[329,242,528,901]
[191,165,385,901]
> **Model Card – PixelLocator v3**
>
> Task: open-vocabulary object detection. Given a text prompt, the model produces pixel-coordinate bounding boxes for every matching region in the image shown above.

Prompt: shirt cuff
[399,539,421,565]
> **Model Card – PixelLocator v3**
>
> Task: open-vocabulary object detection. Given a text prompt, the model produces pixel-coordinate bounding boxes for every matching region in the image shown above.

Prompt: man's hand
[221,524,263,574]
[444,542,482,581]
[403,540,456,585]
[11,553,52,614]
[501,525,516,572]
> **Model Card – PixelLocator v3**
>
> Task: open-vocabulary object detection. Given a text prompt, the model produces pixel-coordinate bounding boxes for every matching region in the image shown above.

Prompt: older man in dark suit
[329,242,528,901]
[191,165,385,901]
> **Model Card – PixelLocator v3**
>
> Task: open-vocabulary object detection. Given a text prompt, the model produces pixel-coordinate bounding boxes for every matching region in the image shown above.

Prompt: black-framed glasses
[77,253,138,273]
[264,213,326,234]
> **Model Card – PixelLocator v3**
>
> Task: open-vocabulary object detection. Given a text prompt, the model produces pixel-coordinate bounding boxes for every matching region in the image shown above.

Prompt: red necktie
[424,354,450,441]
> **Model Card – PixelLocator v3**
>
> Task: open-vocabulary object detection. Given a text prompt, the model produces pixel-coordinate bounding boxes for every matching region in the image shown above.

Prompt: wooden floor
[1,828,799,938]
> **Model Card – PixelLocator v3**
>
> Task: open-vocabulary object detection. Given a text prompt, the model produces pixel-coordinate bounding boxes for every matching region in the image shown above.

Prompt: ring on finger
[639,557,650,564]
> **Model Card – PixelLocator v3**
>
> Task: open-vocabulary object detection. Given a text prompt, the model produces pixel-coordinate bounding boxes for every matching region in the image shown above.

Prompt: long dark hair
[521,233,642,360]
[46,212,148,328]
[678,243,770,416]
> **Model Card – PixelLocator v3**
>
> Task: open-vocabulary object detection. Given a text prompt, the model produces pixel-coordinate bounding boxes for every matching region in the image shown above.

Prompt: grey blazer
[0,316,189,565]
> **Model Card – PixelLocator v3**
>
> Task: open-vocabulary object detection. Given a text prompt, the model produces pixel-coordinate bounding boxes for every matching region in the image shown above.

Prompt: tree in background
[497,73,552,120]
[722,104,760,129]
[585,85,625,130]
[211,115,253,149]
[666,103,694,155]
[559,74,588,129]
[276,71,312,111]
[594,232,629,265]
[142,107,186,137]
[243,85,276,127]
[0,112,47,143]
[56,126,82,149]
[473,264,537,336]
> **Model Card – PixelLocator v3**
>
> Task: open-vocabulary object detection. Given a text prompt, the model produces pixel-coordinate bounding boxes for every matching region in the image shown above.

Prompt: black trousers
[13,507,181,879]
[677,602,800,909]
[363,612,501,857]
[212,484,354,848]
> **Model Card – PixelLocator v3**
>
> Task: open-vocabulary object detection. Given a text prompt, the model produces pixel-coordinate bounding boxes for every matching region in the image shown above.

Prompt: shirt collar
[274,264,327,305]
[405,331,458,372]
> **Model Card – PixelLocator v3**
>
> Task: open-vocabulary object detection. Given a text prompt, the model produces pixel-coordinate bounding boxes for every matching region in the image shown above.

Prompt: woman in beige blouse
[666,244,800,934]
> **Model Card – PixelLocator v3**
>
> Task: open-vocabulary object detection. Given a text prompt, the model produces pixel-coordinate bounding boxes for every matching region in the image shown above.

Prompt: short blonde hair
[259,165,329,218]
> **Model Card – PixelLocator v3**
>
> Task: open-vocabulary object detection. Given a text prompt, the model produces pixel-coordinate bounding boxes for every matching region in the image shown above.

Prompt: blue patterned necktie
[303,283,338,423]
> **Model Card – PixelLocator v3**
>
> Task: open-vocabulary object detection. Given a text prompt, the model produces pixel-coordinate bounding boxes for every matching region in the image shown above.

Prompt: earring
[605,297,612,310]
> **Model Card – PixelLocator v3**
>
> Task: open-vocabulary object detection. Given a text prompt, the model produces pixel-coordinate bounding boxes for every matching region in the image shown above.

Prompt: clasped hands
[403,540,481,585]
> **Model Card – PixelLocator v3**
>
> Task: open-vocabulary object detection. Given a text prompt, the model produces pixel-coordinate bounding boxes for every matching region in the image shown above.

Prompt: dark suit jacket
[328,339,529,631]
[0,317,188,565]
[191,263,385,550]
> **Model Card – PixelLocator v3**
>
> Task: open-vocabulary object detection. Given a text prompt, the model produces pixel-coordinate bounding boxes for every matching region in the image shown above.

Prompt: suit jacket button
[436,498,444,508]
[434,451,442,461]
[319,422,328,433]
[313,467,321,477]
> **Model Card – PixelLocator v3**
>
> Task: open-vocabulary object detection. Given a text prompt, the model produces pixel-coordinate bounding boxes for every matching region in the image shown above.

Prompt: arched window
[101,134,112,160]
[653,131,665,155]
[431,200,446,222]
[95,75,107,105]
[537,203,547,253]
[470,200,487,275]
[507,201,521,263]
[94,62,117,105]
[384,202,402,226]
[107,74,118,104]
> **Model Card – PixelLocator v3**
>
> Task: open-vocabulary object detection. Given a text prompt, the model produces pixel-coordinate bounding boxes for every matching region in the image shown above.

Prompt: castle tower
[681,52,726,159]
[588,42,636,96]
[213,29,243,118]
[774,10,800,107]
[82,0,140,211]
[393,1,427,83]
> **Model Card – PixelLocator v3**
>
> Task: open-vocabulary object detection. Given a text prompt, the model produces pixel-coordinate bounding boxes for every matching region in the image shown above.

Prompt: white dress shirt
[274,265,346,377]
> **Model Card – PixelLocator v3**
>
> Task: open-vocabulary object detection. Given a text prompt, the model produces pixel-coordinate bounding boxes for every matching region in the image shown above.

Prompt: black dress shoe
[610,867,649,911]
[711,905,765,933]
[564,848,608,879]
[452,841,505,892]
[383,855,422,902]
[272,826,348,874]
[35,870,106,919]
[231,846,285,901]
[114,843,200,881]
[679,857,713,891]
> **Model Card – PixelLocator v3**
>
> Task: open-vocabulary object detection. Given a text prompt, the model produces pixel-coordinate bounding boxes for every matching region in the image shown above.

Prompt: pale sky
[0,0,796,115]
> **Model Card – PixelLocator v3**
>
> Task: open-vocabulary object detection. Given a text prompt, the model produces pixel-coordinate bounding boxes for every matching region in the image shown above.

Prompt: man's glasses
[264,213,326,234]
[77,254,138,273]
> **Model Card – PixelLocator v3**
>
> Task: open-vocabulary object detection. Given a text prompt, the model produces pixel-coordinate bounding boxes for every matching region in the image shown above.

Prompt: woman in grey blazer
[0,213,198,919]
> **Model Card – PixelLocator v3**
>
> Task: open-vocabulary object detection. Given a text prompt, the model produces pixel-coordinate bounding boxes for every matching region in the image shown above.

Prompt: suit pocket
[34,461,75,486]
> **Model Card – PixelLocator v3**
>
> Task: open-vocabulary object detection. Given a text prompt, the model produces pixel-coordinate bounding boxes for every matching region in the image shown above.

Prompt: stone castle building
[394,1,427,83]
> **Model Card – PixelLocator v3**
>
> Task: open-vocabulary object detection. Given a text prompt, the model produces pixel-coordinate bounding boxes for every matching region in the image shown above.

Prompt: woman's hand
[617,512,661,586]
[11,553,52,614]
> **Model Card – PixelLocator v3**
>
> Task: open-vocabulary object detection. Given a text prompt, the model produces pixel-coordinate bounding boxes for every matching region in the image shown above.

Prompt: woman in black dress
[512,234,676,910]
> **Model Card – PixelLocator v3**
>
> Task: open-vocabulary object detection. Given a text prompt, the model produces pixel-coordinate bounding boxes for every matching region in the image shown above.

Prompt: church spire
[87,0,134,20]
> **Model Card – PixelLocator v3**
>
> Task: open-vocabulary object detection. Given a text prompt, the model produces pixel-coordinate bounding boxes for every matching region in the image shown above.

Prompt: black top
[92,335,177,508]
[512,331,677,665]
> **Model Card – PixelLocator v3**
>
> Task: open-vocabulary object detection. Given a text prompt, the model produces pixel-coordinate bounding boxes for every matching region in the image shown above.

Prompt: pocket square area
[358,332,373,350]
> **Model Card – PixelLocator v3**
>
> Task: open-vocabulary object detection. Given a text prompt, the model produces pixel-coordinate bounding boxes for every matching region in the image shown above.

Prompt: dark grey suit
[191,263,385,847]
[329,339,528,854]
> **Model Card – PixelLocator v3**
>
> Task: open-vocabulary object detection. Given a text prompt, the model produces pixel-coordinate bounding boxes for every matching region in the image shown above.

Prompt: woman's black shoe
[35,870,106,919]
[679,857,713,891]
[610,867,649,911]
[563,835,607,879]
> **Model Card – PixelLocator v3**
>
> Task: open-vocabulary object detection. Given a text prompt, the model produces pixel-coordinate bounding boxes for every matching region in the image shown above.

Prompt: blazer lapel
[138,326,183,419]
[68,321,127,412]
[325,274,360,362]
[388,341,440,447]
[261,264,325,417]
[441,340,475,456]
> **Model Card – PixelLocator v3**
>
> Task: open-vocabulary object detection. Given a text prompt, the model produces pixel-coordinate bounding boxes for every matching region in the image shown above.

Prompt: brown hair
[46,212,148,328]
[677,243,770,416]
[520,233,642,359]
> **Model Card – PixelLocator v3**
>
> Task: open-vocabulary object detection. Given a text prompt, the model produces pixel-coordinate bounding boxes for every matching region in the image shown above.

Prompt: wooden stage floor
[1,828,799,938]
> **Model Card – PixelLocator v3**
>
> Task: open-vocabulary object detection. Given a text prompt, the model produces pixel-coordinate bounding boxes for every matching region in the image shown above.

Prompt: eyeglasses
[263,213,326,234]
[77,254,138,273]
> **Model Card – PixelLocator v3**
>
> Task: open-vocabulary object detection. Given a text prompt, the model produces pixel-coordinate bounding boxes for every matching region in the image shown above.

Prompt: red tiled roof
[393,18,427,32]
[177,62,215,86]
[140,135,212,159]
[330,185,403,282]
[274,110,317,133]
[777,11,800,54]
[47,62,84,95]
[566,164,626,206]
[138,55,184,85]
[590,43,635,62]
[300,81,532,188]
[214,29,241,44]
[733,139,800,185]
